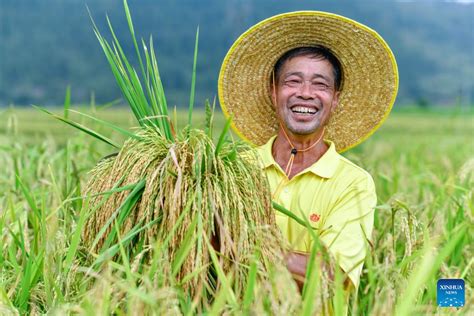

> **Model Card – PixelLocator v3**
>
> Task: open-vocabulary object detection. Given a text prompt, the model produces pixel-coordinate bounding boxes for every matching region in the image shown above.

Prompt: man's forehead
[279,57,335,80]
[283,71,332,79]
[281,55,333,67]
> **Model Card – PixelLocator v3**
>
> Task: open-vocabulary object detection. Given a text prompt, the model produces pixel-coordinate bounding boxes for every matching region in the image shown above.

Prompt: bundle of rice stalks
[82,125,285,295]
[38,0,293,304]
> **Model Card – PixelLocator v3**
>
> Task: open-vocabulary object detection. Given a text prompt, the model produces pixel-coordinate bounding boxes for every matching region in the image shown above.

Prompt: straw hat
[218,11,398,152]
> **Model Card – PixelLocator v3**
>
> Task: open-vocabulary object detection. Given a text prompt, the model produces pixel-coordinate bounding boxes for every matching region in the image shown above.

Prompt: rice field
[0,105,472,315]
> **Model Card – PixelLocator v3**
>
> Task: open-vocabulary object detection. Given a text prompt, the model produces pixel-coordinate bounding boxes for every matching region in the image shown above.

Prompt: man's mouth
[290,105,318,115]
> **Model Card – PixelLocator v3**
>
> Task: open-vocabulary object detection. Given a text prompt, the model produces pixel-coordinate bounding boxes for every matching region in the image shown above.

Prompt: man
[218,11,398,311]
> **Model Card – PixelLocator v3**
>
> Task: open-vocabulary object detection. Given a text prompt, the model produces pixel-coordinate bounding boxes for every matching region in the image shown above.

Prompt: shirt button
[283,188,289,194]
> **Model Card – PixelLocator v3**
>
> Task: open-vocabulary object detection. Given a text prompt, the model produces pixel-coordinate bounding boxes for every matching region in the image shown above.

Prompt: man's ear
[271,83,277,109]
[270,71,278,109]
[331,91,340,112]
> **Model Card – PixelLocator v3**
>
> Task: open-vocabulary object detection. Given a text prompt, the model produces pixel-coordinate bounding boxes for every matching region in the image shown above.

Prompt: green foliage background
[0,0,473,107]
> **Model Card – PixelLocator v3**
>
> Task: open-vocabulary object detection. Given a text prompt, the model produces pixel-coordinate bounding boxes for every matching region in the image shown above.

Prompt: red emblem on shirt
[309,213,320,222]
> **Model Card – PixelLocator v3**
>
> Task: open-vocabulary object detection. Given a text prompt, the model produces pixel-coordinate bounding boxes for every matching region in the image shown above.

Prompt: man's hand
[286,251,338,292]
[285,251,309,291]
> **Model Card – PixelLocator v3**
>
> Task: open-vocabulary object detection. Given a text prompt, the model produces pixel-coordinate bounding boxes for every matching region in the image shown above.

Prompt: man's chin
[282,116,323,135]
[287,126,320,136]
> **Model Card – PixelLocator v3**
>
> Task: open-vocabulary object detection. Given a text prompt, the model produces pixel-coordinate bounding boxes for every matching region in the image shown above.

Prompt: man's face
[272,55,339,136]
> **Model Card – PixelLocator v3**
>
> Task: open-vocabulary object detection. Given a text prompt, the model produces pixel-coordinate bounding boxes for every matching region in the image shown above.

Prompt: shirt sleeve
[318,173,376,288]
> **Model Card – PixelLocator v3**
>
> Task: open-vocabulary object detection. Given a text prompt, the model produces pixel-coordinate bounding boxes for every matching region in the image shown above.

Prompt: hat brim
[218,11,398,152]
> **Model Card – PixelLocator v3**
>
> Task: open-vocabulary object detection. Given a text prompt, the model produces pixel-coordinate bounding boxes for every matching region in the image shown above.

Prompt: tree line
[0,0,472,107]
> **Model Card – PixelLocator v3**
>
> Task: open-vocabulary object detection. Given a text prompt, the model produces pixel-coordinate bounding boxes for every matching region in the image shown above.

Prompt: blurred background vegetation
[0,0,473,108]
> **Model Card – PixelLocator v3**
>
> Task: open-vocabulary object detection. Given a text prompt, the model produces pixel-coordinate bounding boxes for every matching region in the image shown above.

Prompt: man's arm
[317,174,376,289]
[286,174,376,291]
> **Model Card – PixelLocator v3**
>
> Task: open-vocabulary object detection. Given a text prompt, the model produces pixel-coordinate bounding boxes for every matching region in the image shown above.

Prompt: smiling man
[218,11,398,313]
[270,46,341,179]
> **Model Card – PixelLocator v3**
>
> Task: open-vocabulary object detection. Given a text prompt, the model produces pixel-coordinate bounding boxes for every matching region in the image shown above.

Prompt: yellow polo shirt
[256,136,376,289]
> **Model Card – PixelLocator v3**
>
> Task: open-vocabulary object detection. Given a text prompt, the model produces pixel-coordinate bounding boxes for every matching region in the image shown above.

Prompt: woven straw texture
[218,11,398,152]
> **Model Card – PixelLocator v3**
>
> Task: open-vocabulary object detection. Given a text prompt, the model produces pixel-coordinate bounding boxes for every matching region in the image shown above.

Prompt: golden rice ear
[81,127,288,300]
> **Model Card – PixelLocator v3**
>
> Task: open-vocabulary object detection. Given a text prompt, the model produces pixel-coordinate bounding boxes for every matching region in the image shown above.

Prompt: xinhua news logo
[437,279,465,307]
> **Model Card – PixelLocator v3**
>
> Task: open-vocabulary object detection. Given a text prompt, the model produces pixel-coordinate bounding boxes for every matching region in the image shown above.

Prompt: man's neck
[272,129,329,179]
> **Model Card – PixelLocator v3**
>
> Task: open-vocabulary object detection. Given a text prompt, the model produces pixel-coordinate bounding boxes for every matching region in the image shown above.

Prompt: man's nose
[297,81,314,99]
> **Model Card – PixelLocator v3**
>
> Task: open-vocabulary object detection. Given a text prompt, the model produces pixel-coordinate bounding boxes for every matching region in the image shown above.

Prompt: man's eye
[284,79,301,86]
[312,82,329,90]
[312,82,328,87]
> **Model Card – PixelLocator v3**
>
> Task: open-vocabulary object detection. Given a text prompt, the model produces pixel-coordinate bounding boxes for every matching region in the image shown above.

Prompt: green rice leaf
[114,220,133,282]
[63,85,71,119]
[332,262,345,316]
[68,109,142,141]
[87,177,136,251]
[99,179,146,251]
[141,38,162,119]
[272,201,316,230]
[93,217,160,266]
[215,116,232,156]
[15,174,40,231]
[204,233,237,306]
[32,105,120,148]
[171,215,198,277]
[204,99,214,138]
[105,18,151,124]
[96,98,121,110]
[149,39,173,140]
[188,26,199,127]
[6,221,26,261]
[123,0,146,81]
[242,253,259,311]
[67,182,141,202]
[301,245,320,316]
[15,251,44,312]
[179,264,210,286]
[63,202,89,275]
[208,271,236,316]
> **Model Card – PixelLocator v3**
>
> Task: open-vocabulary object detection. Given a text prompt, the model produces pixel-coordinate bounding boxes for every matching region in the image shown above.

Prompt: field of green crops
[0,106,473,315]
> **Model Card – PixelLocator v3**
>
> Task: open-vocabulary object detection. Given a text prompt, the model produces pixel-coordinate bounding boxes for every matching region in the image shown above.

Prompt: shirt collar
[259,135,340,179]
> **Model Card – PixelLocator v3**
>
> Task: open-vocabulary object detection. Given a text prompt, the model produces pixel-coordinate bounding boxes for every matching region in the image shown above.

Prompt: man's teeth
[291,106,317,114]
